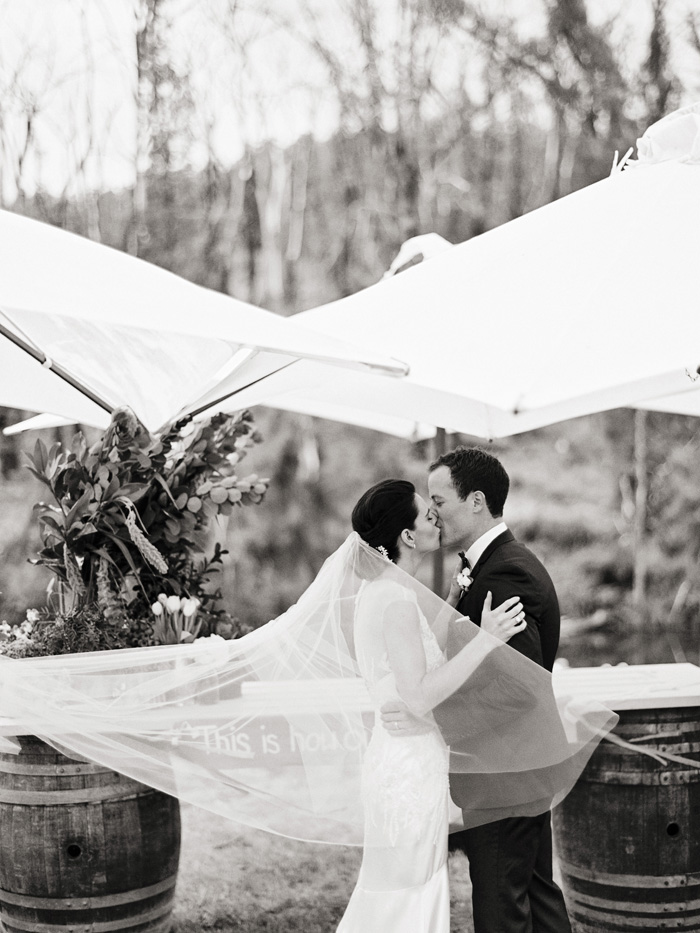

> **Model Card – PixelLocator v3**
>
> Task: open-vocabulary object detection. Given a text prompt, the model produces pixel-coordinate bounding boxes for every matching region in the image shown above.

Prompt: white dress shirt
[464,521,508,570]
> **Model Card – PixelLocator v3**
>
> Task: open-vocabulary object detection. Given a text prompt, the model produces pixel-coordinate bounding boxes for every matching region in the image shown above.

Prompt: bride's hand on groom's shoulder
[379,700,434,737]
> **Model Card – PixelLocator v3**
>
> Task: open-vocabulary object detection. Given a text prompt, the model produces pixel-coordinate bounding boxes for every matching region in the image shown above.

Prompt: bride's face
[411,494,441,553]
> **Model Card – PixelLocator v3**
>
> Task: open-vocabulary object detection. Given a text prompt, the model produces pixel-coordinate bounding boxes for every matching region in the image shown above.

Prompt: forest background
[1,0,700,669]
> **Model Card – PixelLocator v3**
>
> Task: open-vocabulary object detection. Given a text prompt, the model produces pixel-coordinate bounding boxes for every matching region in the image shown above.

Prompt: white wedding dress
[337,578,451,933]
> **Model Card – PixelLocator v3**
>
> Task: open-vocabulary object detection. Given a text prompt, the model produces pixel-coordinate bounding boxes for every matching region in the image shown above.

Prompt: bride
[339,478,526,932]
[0,478,617,932]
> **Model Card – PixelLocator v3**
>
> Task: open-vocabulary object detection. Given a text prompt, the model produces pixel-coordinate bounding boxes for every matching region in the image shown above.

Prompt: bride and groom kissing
[0,441,614,933]
[337,445,613,933]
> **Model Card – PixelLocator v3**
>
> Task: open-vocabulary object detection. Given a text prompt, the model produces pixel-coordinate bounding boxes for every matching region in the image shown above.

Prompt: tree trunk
[432,427,447,595]
[632,409,648,619]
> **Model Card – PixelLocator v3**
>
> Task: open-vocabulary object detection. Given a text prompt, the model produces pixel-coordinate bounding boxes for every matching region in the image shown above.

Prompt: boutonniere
[456,551,472,592]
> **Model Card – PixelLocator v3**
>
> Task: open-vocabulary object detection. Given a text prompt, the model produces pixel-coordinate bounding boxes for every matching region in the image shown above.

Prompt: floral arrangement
[0,407,269,657]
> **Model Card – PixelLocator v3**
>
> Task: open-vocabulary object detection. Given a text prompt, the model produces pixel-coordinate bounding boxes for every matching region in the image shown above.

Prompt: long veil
[0,533,616,845]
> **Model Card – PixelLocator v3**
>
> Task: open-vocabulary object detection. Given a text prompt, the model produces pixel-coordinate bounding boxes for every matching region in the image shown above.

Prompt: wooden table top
[553,662,700,711]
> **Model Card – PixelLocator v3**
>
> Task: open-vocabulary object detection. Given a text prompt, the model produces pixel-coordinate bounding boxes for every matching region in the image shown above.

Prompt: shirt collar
[465,521,508,570]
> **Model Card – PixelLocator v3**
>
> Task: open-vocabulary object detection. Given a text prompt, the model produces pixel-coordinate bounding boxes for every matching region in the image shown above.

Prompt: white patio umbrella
[188,102,700,439]
[634,390,700,417]
[0,209,406,433]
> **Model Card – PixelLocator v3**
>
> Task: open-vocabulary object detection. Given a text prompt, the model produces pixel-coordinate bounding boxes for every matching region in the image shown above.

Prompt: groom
[382,445,571,933]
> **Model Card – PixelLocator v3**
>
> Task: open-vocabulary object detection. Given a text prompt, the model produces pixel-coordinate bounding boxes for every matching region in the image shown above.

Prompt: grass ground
[171,803,475,932]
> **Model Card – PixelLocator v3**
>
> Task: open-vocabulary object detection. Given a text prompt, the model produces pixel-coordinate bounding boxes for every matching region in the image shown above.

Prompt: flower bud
[151,602,163,616]
[166,595,181,614]
[182,597,200,618]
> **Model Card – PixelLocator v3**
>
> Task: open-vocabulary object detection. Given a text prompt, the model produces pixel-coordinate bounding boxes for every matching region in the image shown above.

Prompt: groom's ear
[472,490,486,512]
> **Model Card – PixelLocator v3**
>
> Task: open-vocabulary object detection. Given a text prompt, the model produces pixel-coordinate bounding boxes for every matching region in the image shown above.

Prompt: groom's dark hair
[429,446,509,517]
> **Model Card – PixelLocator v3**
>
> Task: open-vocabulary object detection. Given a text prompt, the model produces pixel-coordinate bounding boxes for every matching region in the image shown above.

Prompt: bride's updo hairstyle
[351,479,418,563]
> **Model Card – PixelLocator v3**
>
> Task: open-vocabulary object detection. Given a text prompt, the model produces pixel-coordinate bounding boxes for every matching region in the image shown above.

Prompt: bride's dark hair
[351,479,418,562]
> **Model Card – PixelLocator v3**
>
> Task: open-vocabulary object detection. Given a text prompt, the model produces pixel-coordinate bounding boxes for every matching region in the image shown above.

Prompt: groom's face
[428,465,478,549]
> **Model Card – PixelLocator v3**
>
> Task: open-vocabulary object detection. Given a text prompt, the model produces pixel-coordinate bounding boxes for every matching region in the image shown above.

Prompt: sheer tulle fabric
[0,533,616,846]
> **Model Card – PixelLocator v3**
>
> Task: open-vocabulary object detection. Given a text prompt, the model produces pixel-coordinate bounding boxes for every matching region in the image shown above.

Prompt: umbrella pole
[432,427,447,595]
[0,320,115,415]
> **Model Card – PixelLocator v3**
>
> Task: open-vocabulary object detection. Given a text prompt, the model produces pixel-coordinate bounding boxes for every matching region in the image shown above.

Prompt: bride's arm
[384,594,526,718]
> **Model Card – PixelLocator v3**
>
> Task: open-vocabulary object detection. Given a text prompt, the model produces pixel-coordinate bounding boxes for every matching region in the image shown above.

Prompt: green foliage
[6,407,269,655]
[0,605,151,657]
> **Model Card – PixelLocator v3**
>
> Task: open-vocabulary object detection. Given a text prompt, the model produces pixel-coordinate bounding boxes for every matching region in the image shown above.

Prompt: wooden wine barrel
[553,706,700,932]
[0,735,181,933]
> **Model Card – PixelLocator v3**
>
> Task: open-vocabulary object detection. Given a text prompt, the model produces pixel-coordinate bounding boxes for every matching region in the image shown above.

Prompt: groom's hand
[380,700,433,737]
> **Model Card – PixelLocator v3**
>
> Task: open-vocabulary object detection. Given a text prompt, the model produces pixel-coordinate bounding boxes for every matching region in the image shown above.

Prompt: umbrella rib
[0,319,115,416]
[176,359,300,423]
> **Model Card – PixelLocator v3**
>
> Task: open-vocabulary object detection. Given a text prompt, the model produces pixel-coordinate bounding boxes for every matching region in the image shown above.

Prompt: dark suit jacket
[437,530,562,809]
[456,529,560,671]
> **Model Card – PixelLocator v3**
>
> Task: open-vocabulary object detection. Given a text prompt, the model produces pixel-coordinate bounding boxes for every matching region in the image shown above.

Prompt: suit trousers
[460,810,571,933]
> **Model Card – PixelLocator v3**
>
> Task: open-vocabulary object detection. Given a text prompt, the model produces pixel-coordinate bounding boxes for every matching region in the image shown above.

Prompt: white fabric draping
[195,102,700,438]
[0,209,407,433]
[0,534,616,845]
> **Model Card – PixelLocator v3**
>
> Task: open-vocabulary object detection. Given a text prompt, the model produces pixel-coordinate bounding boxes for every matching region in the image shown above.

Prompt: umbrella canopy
[0,209,406,432]
[0,306,237,431]
[632,385,700,418]
[194,103,700,439]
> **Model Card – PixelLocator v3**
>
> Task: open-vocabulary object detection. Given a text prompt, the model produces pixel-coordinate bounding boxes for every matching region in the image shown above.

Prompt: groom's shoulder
[491,535,553,581]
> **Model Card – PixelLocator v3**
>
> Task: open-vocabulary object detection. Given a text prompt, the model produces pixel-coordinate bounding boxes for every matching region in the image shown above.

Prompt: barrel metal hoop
[570,887,700,913]
[616,721,700,737]
[0,898,173,932]
[570,920,699,933]
[559,860,700,888]
[605,741,700,757]
[570,904,700,928]
[582,769,700,785]
[0,761,111,776]
[0,780,151,805]
[654,742,700,756]
[0,874,177,909]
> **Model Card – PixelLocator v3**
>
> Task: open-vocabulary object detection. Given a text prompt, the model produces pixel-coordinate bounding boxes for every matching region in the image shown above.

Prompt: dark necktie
[459,551,478,576]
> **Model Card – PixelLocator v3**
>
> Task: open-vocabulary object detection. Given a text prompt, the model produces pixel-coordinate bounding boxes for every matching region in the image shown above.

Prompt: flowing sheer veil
[0,533,616,845]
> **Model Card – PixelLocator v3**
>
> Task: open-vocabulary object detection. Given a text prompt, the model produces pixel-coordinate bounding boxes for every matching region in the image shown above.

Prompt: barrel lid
[554,662,700,710]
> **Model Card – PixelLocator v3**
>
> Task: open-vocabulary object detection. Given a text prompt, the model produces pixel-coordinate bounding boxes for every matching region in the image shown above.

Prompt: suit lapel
[454,531,515,637]
[469,529,515,578]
